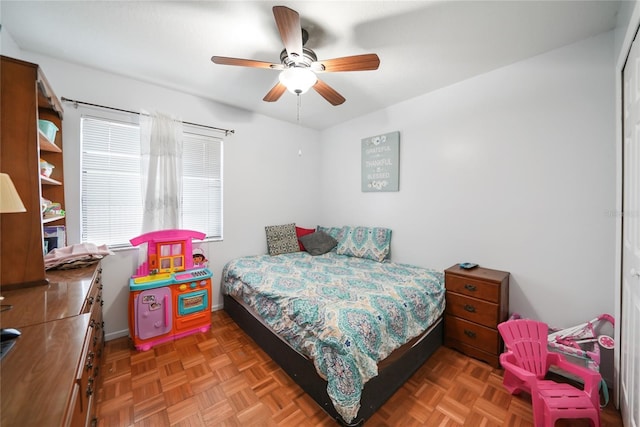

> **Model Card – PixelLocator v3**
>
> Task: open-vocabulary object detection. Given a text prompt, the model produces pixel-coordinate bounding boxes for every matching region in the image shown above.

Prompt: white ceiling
[1,1,621,130]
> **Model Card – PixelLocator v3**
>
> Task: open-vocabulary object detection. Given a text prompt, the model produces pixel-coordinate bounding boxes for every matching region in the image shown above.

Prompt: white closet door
[622,29,640,427]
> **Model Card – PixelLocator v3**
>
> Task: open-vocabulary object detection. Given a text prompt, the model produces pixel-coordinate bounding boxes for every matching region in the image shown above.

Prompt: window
[81,114,223,247]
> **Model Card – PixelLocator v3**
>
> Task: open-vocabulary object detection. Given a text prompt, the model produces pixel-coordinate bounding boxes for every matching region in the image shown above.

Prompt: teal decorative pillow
[316,225,346,251]
[265,223,300,255]
[336,226,392,262]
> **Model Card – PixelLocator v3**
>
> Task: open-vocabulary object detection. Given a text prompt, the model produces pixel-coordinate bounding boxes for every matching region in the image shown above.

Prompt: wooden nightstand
[444,264,510,368]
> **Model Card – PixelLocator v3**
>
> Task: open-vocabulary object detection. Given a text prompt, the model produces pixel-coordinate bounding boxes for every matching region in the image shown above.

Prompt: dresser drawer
[445,315,499,354]
[445,291,499,328]
[445,275,500,302]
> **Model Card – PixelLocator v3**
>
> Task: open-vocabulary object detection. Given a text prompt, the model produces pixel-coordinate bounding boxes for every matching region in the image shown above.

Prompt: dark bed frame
[223,294,444,426]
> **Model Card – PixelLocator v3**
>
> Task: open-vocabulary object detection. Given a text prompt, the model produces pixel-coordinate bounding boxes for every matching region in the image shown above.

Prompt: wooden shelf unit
[1,56,66,290]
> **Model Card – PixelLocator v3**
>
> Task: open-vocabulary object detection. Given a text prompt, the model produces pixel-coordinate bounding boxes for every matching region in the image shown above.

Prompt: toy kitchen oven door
[128,229,212,351]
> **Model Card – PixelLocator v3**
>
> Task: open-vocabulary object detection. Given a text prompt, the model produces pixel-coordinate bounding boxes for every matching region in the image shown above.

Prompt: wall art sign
[361,131,400,192]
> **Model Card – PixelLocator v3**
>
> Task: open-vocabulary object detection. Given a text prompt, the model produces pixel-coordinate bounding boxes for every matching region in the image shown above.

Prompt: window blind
[81,115,223,247]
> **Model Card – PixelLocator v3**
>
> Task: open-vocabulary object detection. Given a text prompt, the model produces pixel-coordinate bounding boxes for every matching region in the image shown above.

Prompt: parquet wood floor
[97,310,623,426]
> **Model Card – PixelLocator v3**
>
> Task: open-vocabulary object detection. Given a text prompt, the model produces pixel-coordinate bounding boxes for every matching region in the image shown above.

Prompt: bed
[222,241,446,425]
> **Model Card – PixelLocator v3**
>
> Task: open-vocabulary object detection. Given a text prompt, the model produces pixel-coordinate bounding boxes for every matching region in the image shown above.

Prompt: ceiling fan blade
[313,79,346,106]
[263,82,287,102]
[313,54,380,72]
[211,56,283,70]
[273,6,303,63]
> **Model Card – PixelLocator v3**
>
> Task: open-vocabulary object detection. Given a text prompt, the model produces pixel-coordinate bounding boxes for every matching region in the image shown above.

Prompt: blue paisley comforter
[222,252,445,423]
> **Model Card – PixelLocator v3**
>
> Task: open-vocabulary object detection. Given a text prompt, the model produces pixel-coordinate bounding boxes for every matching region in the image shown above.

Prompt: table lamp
[0,173,26,213]
[0,172,26,355]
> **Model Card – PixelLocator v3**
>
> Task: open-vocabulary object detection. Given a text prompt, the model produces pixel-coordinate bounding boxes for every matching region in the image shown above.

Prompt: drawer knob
[463,304,476,313]
[86,352,94,371]
[464,284,477,292]
[464,329,476,339]
[86,377,94,397]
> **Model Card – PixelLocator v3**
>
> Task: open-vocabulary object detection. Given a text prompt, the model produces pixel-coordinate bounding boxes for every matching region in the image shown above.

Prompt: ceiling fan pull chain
[297,94,301,124]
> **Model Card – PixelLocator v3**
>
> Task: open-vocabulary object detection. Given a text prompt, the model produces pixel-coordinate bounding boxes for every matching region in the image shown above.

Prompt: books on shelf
[41,198,65,219]
[43,225,65,253]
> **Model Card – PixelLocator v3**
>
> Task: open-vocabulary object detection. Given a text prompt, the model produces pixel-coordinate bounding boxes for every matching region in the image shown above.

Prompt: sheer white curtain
[139,111,183,233]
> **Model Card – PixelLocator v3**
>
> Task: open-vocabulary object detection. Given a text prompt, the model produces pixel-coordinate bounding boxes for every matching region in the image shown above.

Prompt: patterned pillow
[265,223,300,255]
[336,226,392,262]
[316,225,346,251]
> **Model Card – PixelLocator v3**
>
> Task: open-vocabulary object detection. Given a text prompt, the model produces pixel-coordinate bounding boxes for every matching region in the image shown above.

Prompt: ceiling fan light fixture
[279,67,317,95]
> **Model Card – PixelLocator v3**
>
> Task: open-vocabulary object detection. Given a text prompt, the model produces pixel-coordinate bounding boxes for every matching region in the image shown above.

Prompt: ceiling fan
[211,5,380,106]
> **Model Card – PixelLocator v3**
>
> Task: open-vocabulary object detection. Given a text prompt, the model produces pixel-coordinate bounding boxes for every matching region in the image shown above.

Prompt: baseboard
[105,329,129,341]
[105,306,224,342]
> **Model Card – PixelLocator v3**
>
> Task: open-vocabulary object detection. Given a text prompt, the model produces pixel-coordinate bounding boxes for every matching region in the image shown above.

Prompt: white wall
[0,26,21,58]
[320,32,616,331]
[14,51,322,339]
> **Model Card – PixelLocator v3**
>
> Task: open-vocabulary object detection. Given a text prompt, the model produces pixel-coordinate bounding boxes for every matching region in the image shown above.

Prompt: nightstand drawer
[445,275,500,302]
[445,292,499,328]
[445,315,499,354]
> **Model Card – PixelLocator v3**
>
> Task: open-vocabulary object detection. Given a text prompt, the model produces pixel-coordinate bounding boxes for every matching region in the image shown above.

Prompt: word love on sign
[361,131,400,192]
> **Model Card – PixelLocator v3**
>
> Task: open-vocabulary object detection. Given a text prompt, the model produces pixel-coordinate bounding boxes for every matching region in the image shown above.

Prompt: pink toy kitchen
[128,229,212,351]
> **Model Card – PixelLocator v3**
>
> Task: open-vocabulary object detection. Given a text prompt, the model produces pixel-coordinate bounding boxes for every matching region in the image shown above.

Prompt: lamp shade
[0,173,26,213]
[279,67,317,95]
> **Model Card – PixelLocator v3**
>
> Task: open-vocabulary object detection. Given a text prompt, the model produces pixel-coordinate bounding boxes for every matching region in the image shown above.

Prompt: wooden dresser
[444,264,510,368]
[0,263,103,426]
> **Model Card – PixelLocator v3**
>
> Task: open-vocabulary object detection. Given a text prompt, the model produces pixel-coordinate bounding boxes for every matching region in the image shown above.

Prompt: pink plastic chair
[498,319,601,427]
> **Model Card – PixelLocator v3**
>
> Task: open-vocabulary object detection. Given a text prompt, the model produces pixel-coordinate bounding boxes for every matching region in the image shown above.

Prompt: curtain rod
[61,97,235,136]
